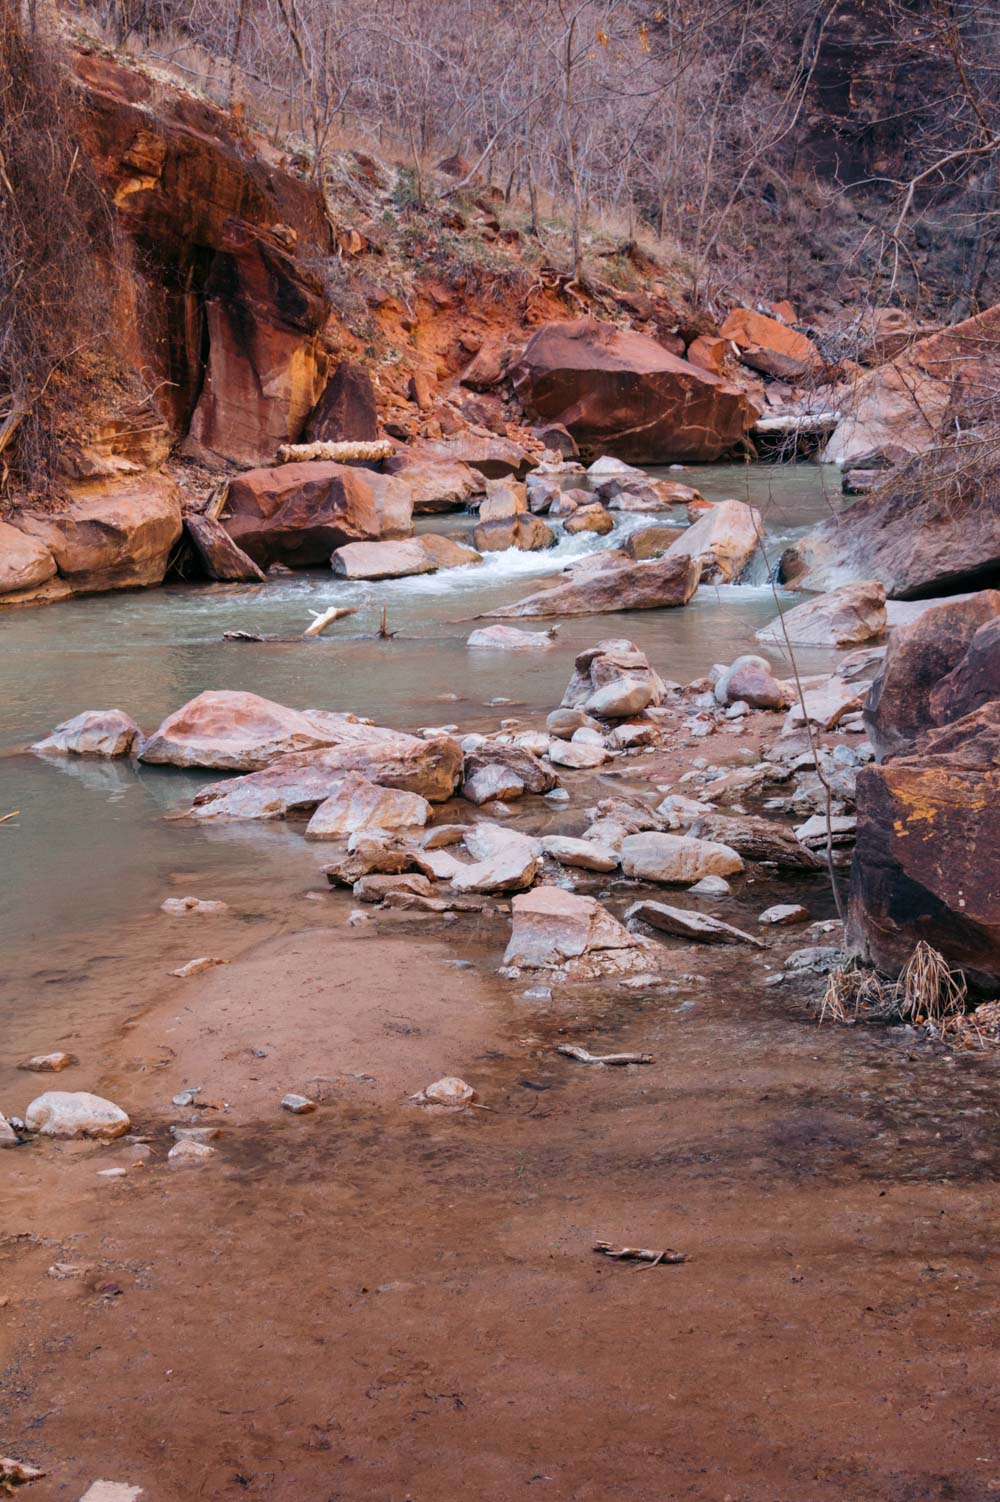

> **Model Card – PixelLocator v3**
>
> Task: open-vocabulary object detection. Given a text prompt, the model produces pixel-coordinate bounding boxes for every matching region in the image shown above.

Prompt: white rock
[540,836,619,872]
[503,885,652,974]
[167,1139,215,1164]
[169,956,228,978]
[449,824,540,894]
[281,1093,317,1114]
[97,1167,128,1179]
[25,1091,130,1140]
[584,678,653,719]
[467,625,555,650]
[656,793,713,828]
[688,875,731,896]
[759,904,810,926]
[419,1076,476,1107]
[794,814,857,848]
[619,832,744,884]
[0,1115,18,1148]
[78,1483,145,1502]
[304,771,431,839]
[547,739,608,769]
[32,709,141,758]
[160,896,228,916]
[18,1051,75,1072]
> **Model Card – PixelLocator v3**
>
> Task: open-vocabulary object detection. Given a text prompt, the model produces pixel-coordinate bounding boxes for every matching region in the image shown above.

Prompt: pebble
[171,1088,201,1107]
[47,1263,91,1280]
[758,904,810,926]
[17,1052,76,1072]
[167,1139,215,1165]
[346,909,370,927]
[169,956,227,978]
[281,1093,317,1114]
[418,1076,476,1107]
[689,876,731,896]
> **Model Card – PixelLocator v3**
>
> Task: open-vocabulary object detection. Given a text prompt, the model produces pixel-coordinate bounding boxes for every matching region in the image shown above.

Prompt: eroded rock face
[929,618,1000,726]
[303,772,431,838]
[486,553,700,618]
[33,710,141,758]
[304,363,377,443]
[757,581,886,647]
[864,592,1000,760]
[502,884,649,971]
[848,705,1000,989]
[12,475,182,594]
[0,521,57,597]
[665,499,761,583]
[223,462,381,568]
[184,220,329,467]
[511,317,758,462]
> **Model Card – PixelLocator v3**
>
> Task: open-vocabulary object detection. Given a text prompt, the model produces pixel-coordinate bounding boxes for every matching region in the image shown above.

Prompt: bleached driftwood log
[277,439,394,464]
[303,605,358,637]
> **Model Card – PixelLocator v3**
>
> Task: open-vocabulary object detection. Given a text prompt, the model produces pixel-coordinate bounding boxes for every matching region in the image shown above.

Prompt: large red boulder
[719,309,821,380]
[848,704,1000,990]
[223,462,382,568]
[11,475,182,594]
[511,318,758,462]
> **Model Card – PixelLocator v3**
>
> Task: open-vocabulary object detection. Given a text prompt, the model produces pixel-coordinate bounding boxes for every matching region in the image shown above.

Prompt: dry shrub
[820,942,969,1031]
[0,0,129,485]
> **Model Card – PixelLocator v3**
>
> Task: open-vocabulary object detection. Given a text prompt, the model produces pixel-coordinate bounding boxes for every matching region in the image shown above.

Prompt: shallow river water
[0,462,844,1026]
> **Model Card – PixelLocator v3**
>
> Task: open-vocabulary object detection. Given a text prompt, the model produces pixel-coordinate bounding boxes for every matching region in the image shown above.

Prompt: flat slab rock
[625,900,764,947]
[467,625,555,651]
[503,884,650,971]
[541,835,619,872]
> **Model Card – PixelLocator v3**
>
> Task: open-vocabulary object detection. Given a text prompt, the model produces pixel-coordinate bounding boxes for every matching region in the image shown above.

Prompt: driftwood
[277,439,394,464]
[303,604,358,637]
[594,1242,688,1266]
[223,630,264,642]
[0,810,20,825]
[557,1044,654,1066]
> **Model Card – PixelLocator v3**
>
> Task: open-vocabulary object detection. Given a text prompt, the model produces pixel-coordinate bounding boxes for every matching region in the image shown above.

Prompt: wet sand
[3,717,999,1502]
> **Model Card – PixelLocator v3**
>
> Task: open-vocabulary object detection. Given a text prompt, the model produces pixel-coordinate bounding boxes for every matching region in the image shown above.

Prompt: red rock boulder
[304,363,378,443]
[511,318,758,462]
[719,309,821,380]
[11,475,182,594]
[223,462,382,568]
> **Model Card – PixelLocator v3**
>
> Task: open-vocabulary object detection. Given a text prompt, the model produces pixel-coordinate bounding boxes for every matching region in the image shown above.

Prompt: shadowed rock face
[863,592,1000,760]
[305,363,378,444]
[511,317,759,462]
[848,705,1000,991]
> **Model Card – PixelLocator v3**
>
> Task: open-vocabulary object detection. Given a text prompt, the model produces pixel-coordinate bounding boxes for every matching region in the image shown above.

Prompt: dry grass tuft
[820,942,970,1034]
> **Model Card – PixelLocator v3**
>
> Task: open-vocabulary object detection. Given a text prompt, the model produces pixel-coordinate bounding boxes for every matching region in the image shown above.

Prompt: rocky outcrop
[757,581,886,647]
[10,475,182,595]
[779,460,1000,599]
[848,705,1000,990]
[511,317,759,462]
[719,308,821,380]
[222,462,381,568]
[485,552,700,618]
[863,592,1000,759]
[184,220,329,467]
[0,521,58,598]
[665,498,761,583]
[33,709,142,758]
[304,363,378,443]
[822,306,1000,468]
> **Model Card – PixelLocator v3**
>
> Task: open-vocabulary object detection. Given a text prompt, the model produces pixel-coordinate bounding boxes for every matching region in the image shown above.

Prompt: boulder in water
[756,581,887,647]
[331,539,437,579]
[467,625,555,651]
[223,462,381,568]
[502,884,651,973]
[11,475,182,595]
[0,520,58,599]
[140,690,369,771]
[473,513,555,552]
[484,552,700,618]
[665,498,761,583]
[33,709,141,758]
[619,832,744,884]
[511,317,758,462]
[304,772,431,838]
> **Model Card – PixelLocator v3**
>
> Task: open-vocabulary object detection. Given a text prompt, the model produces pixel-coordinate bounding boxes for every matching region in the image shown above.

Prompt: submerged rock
[467,625,555,651]
[32,709,141,758]
[485,553,700,619]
